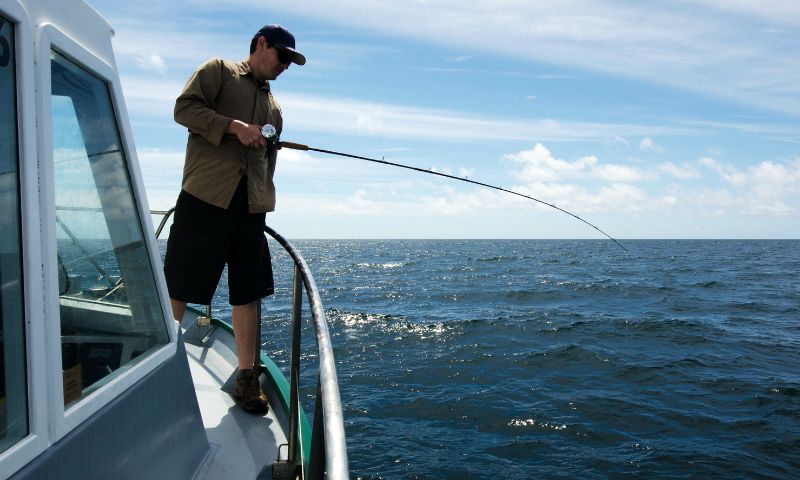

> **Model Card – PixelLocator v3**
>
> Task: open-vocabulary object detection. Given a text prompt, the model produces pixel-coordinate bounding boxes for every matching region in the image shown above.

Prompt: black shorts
[163,178,274,306]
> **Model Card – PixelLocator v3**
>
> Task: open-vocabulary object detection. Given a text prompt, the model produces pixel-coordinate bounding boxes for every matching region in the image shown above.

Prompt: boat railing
[152,208,349,480]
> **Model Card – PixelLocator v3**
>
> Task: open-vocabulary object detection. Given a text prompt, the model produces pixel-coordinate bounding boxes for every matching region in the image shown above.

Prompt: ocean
[204,239,799,479]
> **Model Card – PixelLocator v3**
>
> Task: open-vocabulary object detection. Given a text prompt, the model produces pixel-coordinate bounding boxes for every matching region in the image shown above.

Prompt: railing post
[287,265,303,465]
[308,377,326,480]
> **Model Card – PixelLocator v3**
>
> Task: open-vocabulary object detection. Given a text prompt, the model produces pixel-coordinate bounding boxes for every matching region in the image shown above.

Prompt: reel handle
[279,141,309,151]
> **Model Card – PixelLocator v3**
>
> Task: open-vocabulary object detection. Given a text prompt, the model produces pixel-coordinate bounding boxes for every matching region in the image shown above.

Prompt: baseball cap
[253,24,306,65]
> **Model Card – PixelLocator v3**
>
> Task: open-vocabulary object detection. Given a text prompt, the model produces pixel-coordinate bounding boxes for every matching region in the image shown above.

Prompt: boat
[0,0,348,478]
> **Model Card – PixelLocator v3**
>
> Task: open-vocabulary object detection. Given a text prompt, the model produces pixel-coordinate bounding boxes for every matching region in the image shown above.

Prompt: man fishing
[164,24,306,414]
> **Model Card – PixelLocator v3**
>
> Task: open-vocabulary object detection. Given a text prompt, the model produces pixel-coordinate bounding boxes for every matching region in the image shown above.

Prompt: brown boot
[232,368,269,414]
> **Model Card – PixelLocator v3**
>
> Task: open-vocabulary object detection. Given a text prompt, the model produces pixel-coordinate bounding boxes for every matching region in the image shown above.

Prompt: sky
[93,0,800,239]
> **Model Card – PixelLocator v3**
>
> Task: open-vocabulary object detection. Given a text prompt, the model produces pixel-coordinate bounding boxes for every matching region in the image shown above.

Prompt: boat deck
[182,322,290,479]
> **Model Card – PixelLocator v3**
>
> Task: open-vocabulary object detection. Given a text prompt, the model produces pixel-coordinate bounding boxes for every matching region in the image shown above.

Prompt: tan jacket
[174,58,283,213]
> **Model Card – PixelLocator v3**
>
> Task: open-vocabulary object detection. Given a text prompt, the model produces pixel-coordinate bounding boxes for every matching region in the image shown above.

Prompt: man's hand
[227,119,267,148]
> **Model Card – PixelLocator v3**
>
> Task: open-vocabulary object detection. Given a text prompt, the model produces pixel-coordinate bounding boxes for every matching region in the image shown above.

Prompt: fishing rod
[260,125,627,252]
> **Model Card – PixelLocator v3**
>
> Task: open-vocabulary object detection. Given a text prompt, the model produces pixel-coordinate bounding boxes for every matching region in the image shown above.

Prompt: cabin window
[0,14,28,453]
[49,50,169,407]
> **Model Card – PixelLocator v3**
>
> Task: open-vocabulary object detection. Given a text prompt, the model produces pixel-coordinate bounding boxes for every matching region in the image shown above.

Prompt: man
[164,25,306,414]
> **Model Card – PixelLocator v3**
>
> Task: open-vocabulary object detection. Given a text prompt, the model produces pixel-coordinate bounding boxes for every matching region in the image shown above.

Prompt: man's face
[252,36,290,81]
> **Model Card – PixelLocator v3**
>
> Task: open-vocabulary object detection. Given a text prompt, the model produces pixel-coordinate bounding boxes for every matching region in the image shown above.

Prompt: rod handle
[280,141,309,151]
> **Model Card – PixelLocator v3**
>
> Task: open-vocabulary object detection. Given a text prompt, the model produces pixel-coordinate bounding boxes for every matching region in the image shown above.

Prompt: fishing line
[261,126,627,251]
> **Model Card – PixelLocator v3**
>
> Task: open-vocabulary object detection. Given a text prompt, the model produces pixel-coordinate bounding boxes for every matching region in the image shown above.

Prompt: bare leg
[170,298,186,323]
[232,301,259,370]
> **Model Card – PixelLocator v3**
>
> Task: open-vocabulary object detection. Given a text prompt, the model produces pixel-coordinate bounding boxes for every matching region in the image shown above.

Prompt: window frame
[0,2,48,478]
[35,22,177,442]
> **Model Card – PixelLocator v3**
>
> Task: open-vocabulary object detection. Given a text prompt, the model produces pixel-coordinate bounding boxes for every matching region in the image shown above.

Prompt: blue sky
[94,0,800,239]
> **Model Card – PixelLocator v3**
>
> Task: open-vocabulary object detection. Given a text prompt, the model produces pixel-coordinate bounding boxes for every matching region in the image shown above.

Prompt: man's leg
[231,300,268,414]
[170,299,186,322]
[232,300,259,370]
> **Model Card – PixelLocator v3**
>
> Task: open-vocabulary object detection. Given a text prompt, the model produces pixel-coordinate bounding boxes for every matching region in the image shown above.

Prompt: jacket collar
[238,59,271,91]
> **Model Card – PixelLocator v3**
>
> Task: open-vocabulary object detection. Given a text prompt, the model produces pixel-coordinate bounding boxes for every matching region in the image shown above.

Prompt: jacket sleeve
[174,58,232,147]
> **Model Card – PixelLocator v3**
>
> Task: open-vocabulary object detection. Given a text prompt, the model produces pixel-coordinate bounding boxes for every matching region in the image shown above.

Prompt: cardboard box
[63,363,82,405]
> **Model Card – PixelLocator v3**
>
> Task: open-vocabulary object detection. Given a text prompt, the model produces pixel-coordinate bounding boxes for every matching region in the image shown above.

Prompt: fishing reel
[260,124,307,152]
[260,124,280,147]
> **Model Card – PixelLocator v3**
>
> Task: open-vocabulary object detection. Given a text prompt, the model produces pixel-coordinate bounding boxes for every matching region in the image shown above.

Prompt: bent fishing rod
[260,125,627,252]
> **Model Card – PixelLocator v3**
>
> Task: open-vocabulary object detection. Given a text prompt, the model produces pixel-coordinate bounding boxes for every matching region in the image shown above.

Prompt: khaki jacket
[174,58,283,212]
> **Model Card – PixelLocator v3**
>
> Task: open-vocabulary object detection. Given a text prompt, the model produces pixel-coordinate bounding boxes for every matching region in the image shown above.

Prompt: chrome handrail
[263,225,349,480]
[55,215,117,287]
[151,210,349,479]
[152,208,175,238]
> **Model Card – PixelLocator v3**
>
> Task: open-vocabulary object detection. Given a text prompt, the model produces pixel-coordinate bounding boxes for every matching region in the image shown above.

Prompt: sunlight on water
[168,239,800,479]
[356,262,406,269]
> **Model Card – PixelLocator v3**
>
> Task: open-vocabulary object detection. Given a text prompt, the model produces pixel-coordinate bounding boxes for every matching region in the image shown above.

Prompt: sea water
[201,239,799,479]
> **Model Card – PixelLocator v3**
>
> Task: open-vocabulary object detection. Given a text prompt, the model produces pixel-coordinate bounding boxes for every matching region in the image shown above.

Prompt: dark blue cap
[253,24,306,65]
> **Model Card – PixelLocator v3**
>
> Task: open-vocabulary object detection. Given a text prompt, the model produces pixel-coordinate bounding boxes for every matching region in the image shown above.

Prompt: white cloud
[699,156,800,216]
[498,146,800,219]
[507,180,652,215]
[505,144,583,182]
[91,1,800,238]
[314,183,500,216]
[101,1,800,118]
[458,167,474,178]
[446,55,475,63]
[419,188,494,215]
[611,136,631,150]
[134,54,168,74]
[117,76,184,118]
[279,93,698,143]
[699,157,747,186]
[594,164,656,182]
[266,144,800,240]
[598,183,649,212]
[639,137,665,154]
[134,148,184,208]
[114,72,702,143]
[240,0,800,116]
[744,158,800,215]
[135,146,183,174]
[109,17,242,69]
[658,162,701,179]
[505,143,654,183]
[324,190,384,215]
[272,148,317,173]
[689,0,800,25]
